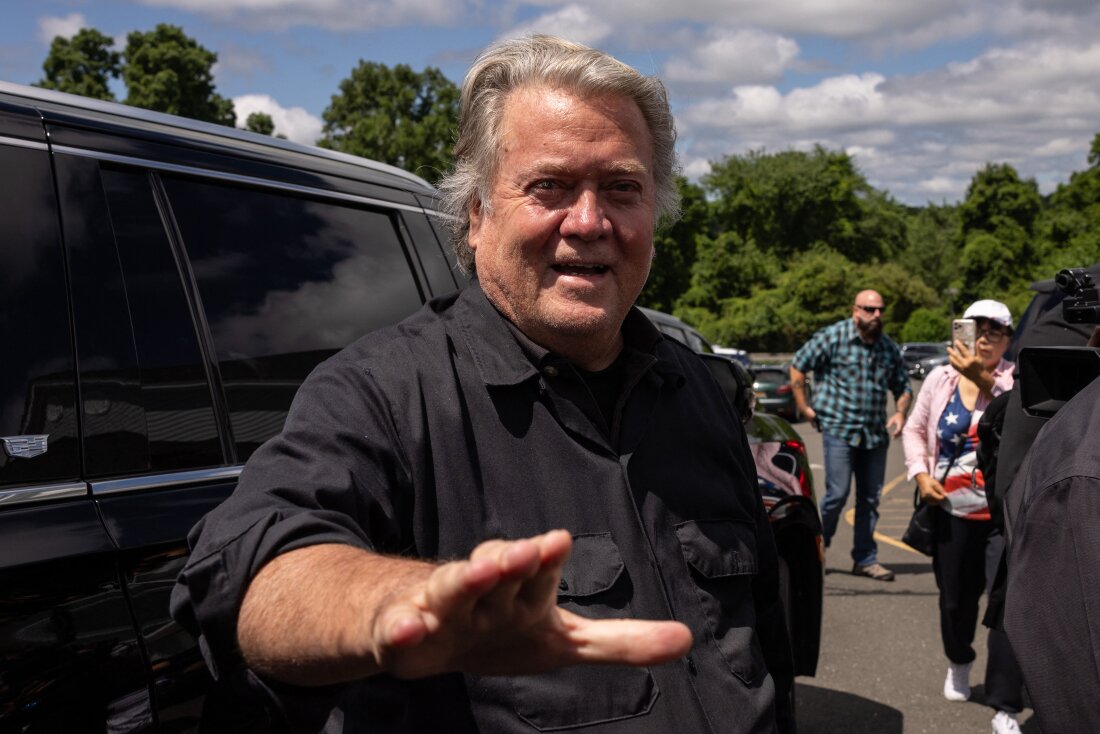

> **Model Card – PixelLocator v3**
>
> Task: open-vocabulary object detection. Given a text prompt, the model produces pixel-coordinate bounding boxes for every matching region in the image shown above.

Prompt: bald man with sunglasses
[790,290,913,581]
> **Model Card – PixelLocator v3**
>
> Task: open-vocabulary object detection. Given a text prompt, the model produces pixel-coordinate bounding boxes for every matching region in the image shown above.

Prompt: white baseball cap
[963,299,1013,329]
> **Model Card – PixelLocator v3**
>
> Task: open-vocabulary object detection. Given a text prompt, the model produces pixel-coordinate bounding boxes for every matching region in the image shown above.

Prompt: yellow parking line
[843,472,922,555]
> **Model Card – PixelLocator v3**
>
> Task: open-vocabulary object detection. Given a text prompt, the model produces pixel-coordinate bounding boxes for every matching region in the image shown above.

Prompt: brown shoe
[852,562,895,581]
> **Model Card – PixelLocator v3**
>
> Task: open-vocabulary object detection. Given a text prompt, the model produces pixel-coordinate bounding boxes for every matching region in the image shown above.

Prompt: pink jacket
[902,359,1015,481]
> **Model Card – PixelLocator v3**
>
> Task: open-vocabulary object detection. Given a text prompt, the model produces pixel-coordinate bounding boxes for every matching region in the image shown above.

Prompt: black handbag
[902,493,938,556]
[902,440,964,556]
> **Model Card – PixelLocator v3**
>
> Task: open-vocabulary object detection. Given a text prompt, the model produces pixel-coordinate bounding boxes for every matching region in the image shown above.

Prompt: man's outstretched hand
[238,531,693,686]
[369,530,693,678]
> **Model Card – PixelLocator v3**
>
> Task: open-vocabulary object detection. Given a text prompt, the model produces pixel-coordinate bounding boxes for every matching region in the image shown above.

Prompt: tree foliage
[36,28,120,100]
[703,146,902,263]
[640,178,710,312]
[319,61,459,178]
[245,111,276,136]
[123,24,235,126]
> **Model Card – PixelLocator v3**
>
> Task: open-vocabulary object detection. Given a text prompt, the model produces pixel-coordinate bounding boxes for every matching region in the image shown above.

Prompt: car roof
[638,306,688,328]
[0,80,437,194]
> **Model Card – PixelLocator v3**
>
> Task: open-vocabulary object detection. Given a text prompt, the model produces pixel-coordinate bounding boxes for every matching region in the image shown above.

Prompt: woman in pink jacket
[901,299,1025,734]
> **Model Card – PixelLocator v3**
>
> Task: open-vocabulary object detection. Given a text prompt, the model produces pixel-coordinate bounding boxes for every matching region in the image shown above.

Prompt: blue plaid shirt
[792,318,912,449]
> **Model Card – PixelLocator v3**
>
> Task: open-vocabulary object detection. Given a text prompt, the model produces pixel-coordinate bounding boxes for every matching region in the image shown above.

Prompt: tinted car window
[0,144,80,486]
[164,177,424,460]
[401,210,458,296]
[101,168,224,471]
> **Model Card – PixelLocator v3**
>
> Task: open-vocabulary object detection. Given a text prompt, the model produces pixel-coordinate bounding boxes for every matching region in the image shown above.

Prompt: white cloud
[499,5,614,47]
[520,0,962,39]
[663,28,799,87]
[37,13,87,45]
[232,93,324,145]
[918,176,967,195]
[136,0,463,31]
[674,36,1100,203]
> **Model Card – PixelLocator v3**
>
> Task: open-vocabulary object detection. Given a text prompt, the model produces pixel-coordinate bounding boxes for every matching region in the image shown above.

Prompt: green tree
[955,163,1043,305]
[678,232,776,311]
[319,61,458,177]
[959,163,1041,240]
[1034,143,1100,278]
[640,178,710,312]
[245,111,275,136]
[36,27,120,101]
[703,146,898,263]
[900,307,951,343]
[123,24,235,126]
[858,260,939,330]
[897,204,961,299]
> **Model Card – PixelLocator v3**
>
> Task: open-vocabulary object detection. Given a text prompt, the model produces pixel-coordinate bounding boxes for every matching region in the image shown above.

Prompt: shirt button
[543,365,559,378]
[558,578,569,592]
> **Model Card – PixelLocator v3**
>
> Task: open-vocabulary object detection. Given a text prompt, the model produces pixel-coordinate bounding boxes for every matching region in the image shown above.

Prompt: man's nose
[560,187,610,241]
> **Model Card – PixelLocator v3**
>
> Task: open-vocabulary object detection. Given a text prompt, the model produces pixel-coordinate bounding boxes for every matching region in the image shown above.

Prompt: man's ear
[468,198,484,252]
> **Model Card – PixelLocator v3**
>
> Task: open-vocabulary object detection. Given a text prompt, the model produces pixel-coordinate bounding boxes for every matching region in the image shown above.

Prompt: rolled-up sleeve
[169,355,411,679]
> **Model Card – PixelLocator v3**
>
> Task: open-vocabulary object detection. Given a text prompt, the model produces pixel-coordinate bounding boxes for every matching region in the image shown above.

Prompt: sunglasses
[977,328,1007,343]
[855,305,885,314]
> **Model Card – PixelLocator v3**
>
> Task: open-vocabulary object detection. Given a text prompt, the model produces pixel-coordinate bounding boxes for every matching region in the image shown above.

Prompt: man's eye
[532,180,559,191]
[610,181,641,194]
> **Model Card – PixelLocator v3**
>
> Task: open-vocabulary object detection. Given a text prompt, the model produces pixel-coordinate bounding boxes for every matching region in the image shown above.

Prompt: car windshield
[755,369,787,383]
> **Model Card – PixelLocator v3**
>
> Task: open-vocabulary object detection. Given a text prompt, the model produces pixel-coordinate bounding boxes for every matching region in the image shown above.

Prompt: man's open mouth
[552,263,609,276]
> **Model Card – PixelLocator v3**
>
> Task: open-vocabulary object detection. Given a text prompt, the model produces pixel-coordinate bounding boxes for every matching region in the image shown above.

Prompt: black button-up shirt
[172,282,792,733]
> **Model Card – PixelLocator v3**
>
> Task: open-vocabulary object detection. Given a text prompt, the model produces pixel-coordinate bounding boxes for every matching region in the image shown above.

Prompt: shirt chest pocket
[833,351,865,382]
[675,519,766,686]
[472,533,657,731]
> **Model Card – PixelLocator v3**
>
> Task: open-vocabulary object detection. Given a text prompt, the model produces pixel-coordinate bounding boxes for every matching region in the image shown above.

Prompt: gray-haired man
[173,35,793,733]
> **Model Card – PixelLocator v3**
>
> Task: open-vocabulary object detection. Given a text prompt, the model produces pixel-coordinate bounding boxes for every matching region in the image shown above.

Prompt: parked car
[639,306,716,354]
[712,344,753,368]
[912,351,951,379]
[902,341,949,377]
[751,363,807,421]
[637,307,752,367]
[0,80,466,732]
[641,309,824,677]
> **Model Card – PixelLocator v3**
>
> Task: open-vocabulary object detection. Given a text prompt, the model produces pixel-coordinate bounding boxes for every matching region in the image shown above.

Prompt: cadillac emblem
[1,435,49,459]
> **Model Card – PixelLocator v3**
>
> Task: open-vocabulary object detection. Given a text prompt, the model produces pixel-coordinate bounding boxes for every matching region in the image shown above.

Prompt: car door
[0,101,154,732]
[45,117,436,728]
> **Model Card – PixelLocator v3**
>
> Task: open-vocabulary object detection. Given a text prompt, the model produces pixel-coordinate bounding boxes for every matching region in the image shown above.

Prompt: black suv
[0,81,464,732]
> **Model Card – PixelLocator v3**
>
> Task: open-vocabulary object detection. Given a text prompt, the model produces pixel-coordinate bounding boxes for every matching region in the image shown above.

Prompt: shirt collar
[452,281,676,387]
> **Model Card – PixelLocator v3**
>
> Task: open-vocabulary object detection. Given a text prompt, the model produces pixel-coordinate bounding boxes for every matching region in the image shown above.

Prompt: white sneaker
[943,661,971,701]
[991,710,1021,734]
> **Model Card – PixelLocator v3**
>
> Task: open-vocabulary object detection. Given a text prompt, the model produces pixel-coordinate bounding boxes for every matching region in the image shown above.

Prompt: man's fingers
[558,612,693,666]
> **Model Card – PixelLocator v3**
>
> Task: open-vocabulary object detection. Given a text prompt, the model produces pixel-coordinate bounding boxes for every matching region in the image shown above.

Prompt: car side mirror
[699,353,756,424]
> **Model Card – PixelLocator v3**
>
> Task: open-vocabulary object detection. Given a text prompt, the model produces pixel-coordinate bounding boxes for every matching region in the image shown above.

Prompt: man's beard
[858,320,882,340]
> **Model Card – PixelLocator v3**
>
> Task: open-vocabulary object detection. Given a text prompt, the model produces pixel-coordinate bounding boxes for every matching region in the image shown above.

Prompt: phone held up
[952,318,977,354]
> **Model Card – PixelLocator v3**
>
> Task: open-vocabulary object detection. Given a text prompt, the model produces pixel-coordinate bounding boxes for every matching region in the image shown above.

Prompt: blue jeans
[820,432,888,566]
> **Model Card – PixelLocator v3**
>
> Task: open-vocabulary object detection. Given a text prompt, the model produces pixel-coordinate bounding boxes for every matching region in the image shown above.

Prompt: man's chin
[860,323,883,339]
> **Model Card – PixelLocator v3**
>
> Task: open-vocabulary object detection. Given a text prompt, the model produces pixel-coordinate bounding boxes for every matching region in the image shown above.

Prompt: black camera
[1018,267,1100,418]
[1058,268,1100,324]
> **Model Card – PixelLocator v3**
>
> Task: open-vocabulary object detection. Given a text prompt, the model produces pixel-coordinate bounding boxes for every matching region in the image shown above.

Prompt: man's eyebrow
[518,160,650,178]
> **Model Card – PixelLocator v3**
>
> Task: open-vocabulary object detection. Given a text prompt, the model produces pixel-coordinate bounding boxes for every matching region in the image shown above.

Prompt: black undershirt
[576,352,627,430]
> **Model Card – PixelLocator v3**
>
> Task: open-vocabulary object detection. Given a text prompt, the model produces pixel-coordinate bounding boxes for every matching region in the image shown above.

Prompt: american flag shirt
[935,386,990,520]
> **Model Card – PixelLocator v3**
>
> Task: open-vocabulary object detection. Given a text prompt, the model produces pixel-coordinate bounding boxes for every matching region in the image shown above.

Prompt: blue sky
[3,0,1099,205]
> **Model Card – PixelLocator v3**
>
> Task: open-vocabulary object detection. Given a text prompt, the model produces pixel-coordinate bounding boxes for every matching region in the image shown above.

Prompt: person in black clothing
[171,35,793,733]
[1004,373,1100,733]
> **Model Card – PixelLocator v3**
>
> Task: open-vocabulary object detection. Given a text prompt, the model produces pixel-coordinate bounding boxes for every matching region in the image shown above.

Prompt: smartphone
[952,318,976,354]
